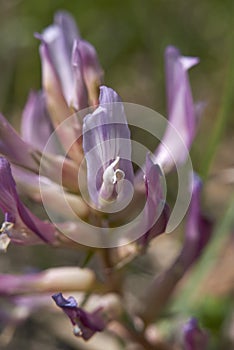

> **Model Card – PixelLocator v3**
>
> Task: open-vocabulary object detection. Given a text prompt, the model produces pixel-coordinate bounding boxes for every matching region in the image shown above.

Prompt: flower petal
[54,10,80,53]
[183,318,208,350]
[37,17,76,106]
[153,46,199,172]
[12,166,88,219]
[52,293,105,340]
[21,90,60,154]
[37,11,80,107]
[37,41,83,163]
[71,40,89,110]
[36,39,71,123]
[83,86,134,207]
[139,173,213,323]
[0,267,95,296]
[78,40,103,106]
[0,113,38,172]
[0,157,55,245]
[137,154,169,246]
[180,173,213,267]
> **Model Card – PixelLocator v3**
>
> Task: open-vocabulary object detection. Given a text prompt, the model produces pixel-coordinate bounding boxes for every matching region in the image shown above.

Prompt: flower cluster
[0,10,212,349]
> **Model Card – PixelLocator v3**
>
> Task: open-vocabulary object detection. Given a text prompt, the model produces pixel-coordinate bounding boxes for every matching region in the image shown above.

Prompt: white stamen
[99,157,125,204]
[112,169,125,184]
[103,157,125,185]
[0,222,14,232]
[73,324,83,337]
[0,221,14,252]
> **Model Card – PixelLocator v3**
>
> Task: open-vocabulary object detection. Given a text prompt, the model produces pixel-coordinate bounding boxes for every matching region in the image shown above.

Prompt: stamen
[112,169,125,184]
[0,221,14,233]
[99,156,126,205]
[103,156,124,185]
[0,221,14,252]
[73,324,83,337]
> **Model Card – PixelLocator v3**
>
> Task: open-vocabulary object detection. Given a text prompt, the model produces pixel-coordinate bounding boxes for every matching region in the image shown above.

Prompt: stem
[100,248,123,294]
[138,260,185,324]
[81,250,95,267]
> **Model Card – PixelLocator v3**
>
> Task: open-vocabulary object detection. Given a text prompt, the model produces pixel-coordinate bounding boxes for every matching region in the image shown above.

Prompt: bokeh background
[0,0,233,349]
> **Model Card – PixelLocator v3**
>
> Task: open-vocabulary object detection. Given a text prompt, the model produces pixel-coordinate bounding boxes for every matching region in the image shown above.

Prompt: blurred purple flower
[52,293,106,340]
[139,173,213,323]
[153,46,200,173]
[21,90,60,154]
[35,11,103,164]
[0,157,55,250]
[75,39,103,106]
[137,154,169,246]
[179,173,213,268]
[183,318,208,350]
[36,11,80,107]
[0,113,38,172]
[36,10,103,111]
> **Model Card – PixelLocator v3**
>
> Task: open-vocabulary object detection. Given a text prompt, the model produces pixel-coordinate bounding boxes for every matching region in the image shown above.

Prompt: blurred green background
[0,0,233,349]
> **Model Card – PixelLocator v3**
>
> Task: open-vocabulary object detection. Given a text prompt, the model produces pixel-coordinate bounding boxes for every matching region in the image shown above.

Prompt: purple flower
[36,11,102,111]
[183,318,208,350]
[179,173,213,269]
[0,113,38,172]
[83,86,134,208]
[0,273,39,296]
[35,12,103,164]
[11,166,88,220]
[36,11,80,107]
[75,39,103,106]
[52,293,106,340]
[21,90,60,154]
[0,157,55,250]
[36,38,84,163]
[137,154,170,246]
[71,39,88,110]
[0,267,95,295]
[153,46,200,173]
[139,173,213,323]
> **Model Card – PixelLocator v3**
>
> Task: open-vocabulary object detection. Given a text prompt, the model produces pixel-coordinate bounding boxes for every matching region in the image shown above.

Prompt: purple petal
[0,113,38,172]
[153,46,199,172]
[54,11,80,53]
[83,86,134,207]
[137,154,169,246]
[21,90,60,154]
[37,38,71,120]
[0,157,55,246]
[12,165,88,219]
[99,84,121,104]
[139,173,213,323]
[52,293,105,340]
[0,273,39,296]
[180,173,213,268]
[37,42,83,163]
[78,40,103,105]
[166,47,199,115]
[37,15,76,106]
[37,153,80,193]
[183,318,208,350]
[71,40,89,110]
